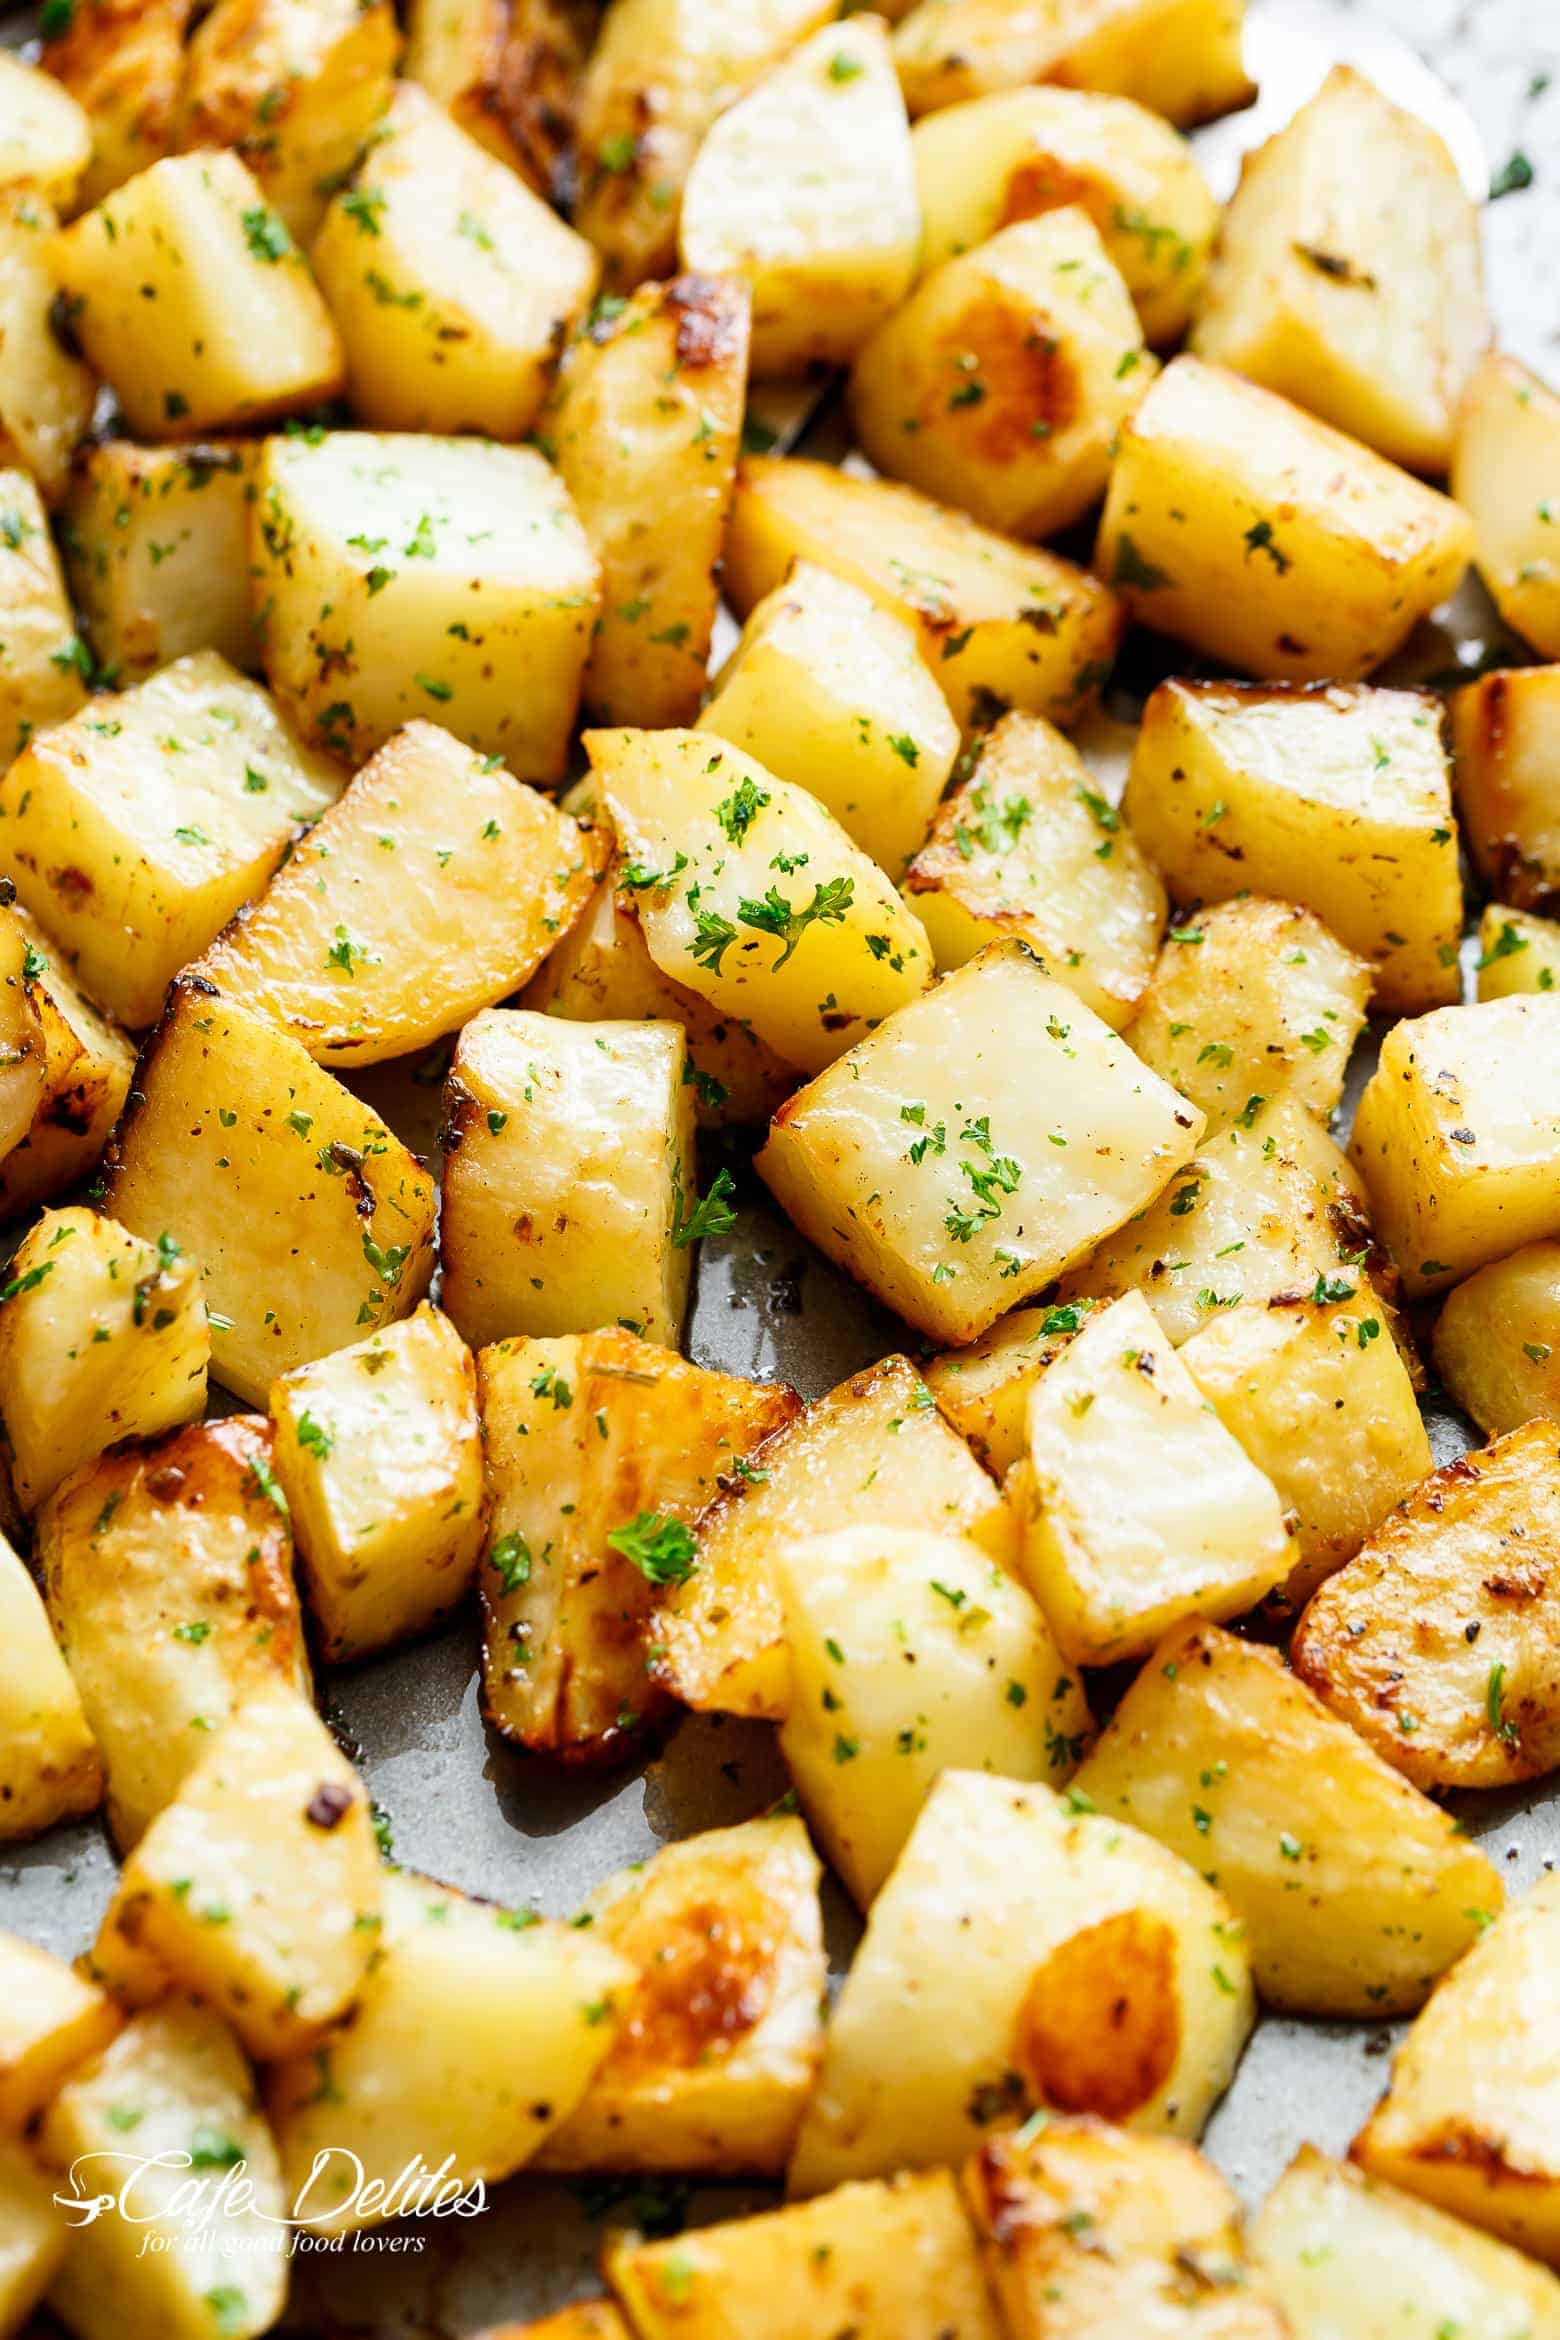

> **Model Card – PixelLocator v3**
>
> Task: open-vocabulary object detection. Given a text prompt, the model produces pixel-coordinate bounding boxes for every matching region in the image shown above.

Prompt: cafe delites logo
[54,2139,489,2255]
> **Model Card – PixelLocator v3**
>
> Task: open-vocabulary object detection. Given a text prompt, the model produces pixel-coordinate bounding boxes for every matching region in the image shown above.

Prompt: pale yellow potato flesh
[1433,1240,1560,1436]
[0,50,91,209]
[892,0,1255,126]
[0,2134,65,2336]
[0,1930,119,2133]
[0,466,85,758]
[62,439,260,683]
[0,1529,102,1844]
[1476,903,1560,1001]
[1450,664,1560,911]
[923,1296,1096,1476]
[0,192,93,504]
[1453,352,1560,658]
[0,897,134,1223]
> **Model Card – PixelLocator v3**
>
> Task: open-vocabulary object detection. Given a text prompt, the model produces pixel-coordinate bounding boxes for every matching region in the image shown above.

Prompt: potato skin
[1450,664,1560,914]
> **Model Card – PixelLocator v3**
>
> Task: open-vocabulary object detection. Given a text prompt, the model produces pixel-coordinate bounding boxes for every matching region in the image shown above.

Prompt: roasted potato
[61,440,261,683]
[0,193,93,505]
[0,1931,120,2133]
[923,1296,1096,1476]
[1453,352,1560,658]
[1475,903,1560,1001]
[891,0,1255,126]
[40,0,190,209]
[1449,663,1560,912]
[0,466,87,757]
[1433,1240,1560,1436]
[0,1530,102,1844]
[0,891,135,1220]
[0,2135,65,2337]
[0,52,91,211]
[483,2312,629,2340]
[402,0,602,200]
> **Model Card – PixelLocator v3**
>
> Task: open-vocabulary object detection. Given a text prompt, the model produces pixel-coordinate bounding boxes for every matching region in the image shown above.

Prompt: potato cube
[270,1302,485,1665]
[922,1296,1096,1476]
[790,1769,1253,2193]
[0,467,87,758]
[891,0,1255,125]
[0,1934,120,2134]
[267,1866,634,2233]
[1450,664,1560,911]
[1122,678,1461,1013]
[725,455,1124,733]
[0,892,135,1220]
[550,274,749,731]
[776,1525,1091,1906]
[1073,1619,1505,2017]
[200,720,606,1065]
[41,0,189,210]
[180,0,400,245]
[537,1816,826,2175]
[1476,904,1560,1001]
[50,150,344,440]
[0,194,93,505]
[756,939,1204,1345]
[0,1530,102,1843]
[1182,1277,1430,1605]
[912,86,1217,345]
[479,1328,798,1763]
[0,52,91,210]
[1096,356,1474,682]
[252,429,599,778]
[0,650,342,1029]
[903,710,1165,1024]
[1433,1240,1560,1437]
[402,0,597,198]
[656,1353,1017,1721]
[852,210,1154,541]
[104,981,437,1401]
[679,17,919,380]
[1190,68,1487,473]
[608,2167,1002,2340]
[1351,996,1560,1298]
[491,2312,630,2340]
[0,1206,209,1514]
[0,2136,65,2336]
[39,1999,290,2340]
[1453,352,1560,658]
[698,560,958,878]
[61,440,261,685]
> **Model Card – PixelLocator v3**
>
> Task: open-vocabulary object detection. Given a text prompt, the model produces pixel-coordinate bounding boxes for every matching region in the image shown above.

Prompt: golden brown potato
[61,439,261,683]
[1453,352,1560,658]
[891,0,1255,125]
[923,1297,1096,1476]
[41,0,190,209]
[0,192,93,504]
[477,2312,629,2340]
[1450,664,1560,912]
[0,1529,102,1844]
[403,0,602,200]
[0,467,87,759]
[1433,1241,1560,1437]
[0,1933,120,2134]
[0,890,135,1222]
[1475,904,1560,1002]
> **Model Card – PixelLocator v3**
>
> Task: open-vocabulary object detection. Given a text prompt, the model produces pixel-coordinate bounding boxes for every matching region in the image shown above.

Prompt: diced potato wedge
[1350,995,1560,1298]
[104,980,437,1403]
[42,0,190,210]
[440,1008,694,1352]
[61,440,261,683]
[1353,1869,1560,2265]
[200,721,605,1065]
[402,0,597,198]
[1433,1240,1560,1437]
[608,2167,1003,2340]
[1476,904,1560,1001]
[0,52,91,210]
[725,454,1124,733]
[678,17,918,379]
[479,1330,797,1762]
[550,273,749,731]
[923,1296,1096,1476]
[0,650,342,1029]
[1292,1419,1560,1790]
[586,725,933,1074]
[758,939,1204,1345]
[537,1816,825,2174]
[1453,352,1560,658]
[1128,899,1371,1130]
[0,2135,65,2336]
[1182,1276,1431,1604]
[39,1999,290,2340]
[180,0,400,246]
[698,560,959,878]
[965,2118,1289,2340]
[1450,664,1560,912]
[0,1529,102,1843]
[1122,678,1461,1014]
[1073,1619,1505,2017]
[912,85,1217,344]
[790,1769,1253,2193]
[1189,67,1487,473]
[1096,356,1474,682]
[0,466,86,758]
[656,1353,1015,1722]
[0,1934,120,2134]
[0,894,135,1220]
[39,1414,310,1847]
[0,1206,208,1514]
[0,194,93,505]
[892,0,1255,126]
[776,1524,1091,1906]
[484,2312,630,2340]
[267,1867,634,2234]
[252,429,600,779]
[902,709,1165,1024]
[50,150,344,440]
[312,82,597,438]
[270,1302,485,1665]
[852,209,1153,541]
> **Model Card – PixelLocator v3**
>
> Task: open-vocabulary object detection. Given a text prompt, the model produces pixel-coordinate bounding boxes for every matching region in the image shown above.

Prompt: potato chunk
[478,1328,797,1763]
[104,981,437,1403]
[679,17,918,380]
[912,86,1216,344]
[892,0,1255,125]
[852,210,1153,541]
[1453,352,1560,658]
[776,1525,1091,1905]
[791,1769,1253,2193]
[903,710,1165,1024]
[0,194,93,505]
[726,455,1124,733]
[1433,1241,1560,1437]
[0,1530,101,1843]
[0,895,134,1220]
[1190,68,1487,473]
[62,440,261,684]
[1450,664,1560,912]
[0,467,86,758]
[0,1206,208,1514]
[0,2136,64,2335]
[1476,904,1560,1001]
[758,940,1204,1345]
[1096,356,1473,682]
[312,82,598,438]
[923,1297,1095,1476]
[0,650,341,1029]
[39,0,190,210]
[270,1302,485,1665]
[201,721,605,1065]
[1073,1619,1504,2017]
[252,429,599,778]
[0,1934,120,2133]
[50,150,344,440]
[1122,679,1461,1014]
[267,1867,633,2234]
[0,52,91,210]
[698,560,958,878]
[490,2313,629,2340]
[537,1816,825,2175]
[550,274,749,731]
[402,0,599,199]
